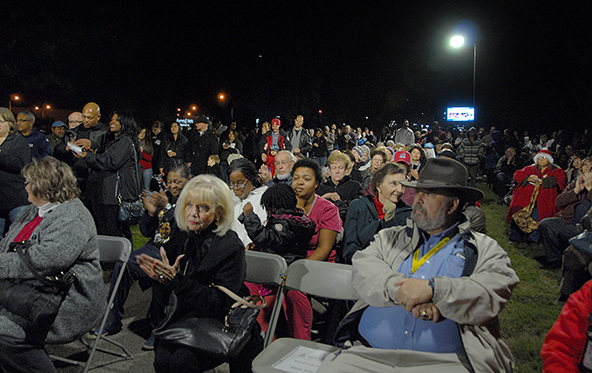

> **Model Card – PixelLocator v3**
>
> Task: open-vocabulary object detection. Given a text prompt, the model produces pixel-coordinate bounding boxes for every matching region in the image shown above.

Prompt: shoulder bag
[153,284,266,360]
[117,140,144,222]
[512,184,540,233]
[0,241,74,339]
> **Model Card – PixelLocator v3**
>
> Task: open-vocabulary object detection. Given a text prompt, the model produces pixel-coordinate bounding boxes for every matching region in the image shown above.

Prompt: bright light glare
[450,35,465,48]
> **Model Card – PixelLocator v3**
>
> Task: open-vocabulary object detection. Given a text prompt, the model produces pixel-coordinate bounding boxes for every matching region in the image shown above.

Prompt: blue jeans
[103,242,162,333]
[0,205,29,240]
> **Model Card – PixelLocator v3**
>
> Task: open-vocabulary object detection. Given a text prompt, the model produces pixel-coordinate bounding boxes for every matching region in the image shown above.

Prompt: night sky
[2,2,591,135]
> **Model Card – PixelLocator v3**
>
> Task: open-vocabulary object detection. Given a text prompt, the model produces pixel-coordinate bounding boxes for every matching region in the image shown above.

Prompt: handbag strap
[17,248,73,288]
[116,138,143,202]
[212,284,266,310]
[525,184,541,213]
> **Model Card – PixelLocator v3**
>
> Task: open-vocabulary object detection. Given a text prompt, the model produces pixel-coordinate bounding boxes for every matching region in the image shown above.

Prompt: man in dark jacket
[288,115,312,157]
[55,102,109,208]
[184,115,219,176]
[16,111,51,160]
[494,146,523,203]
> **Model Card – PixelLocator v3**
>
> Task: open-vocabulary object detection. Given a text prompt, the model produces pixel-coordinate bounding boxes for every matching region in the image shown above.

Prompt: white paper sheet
[272,346,333,373]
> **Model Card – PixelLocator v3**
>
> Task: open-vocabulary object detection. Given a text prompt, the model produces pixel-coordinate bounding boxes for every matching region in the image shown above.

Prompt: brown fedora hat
[400,157,483,202]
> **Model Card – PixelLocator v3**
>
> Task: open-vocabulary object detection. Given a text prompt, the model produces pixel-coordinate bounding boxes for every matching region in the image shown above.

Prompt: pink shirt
[306,195,342,259]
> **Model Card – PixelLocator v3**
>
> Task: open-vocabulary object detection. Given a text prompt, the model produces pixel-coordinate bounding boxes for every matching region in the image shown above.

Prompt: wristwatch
[428,278,436,299]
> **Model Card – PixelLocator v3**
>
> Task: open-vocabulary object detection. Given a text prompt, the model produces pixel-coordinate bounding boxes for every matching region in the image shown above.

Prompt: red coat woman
[506,150,567,224]
[506,149,567,223]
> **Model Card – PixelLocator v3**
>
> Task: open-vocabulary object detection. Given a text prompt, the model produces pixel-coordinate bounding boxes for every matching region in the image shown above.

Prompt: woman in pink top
[249,158,342,342]
[292,158,342,261]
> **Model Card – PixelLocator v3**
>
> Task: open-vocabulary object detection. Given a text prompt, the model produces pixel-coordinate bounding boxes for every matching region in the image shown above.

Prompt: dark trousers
[465,163,479,187]
[87,182,132,243]
[104,242,162,333]
[540,217,580,263]
[494,172,514,198]
[0,335,56,373]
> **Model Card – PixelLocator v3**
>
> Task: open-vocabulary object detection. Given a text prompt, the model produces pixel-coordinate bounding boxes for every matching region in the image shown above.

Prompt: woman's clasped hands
[137,247,185,284]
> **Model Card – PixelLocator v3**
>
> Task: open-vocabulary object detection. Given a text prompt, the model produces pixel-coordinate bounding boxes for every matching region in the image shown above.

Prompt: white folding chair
[245,250,288,348]
[49,235,134,372]
[251,259,358,373]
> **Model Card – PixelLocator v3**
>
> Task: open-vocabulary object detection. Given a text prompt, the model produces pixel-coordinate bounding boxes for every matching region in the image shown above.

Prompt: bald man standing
[74,102,107,151]
[54,102,109,211]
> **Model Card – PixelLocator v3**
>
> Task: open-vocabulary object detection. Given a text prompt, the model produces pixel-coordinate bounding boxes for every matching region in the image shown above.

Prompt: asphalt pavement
[48,281,230,373]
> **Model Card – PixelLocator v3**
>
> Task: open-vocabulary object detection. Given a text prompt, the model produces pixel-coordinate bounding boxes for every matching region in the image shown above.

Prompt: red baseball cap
[271,118,281,126]
[394,150,411,166]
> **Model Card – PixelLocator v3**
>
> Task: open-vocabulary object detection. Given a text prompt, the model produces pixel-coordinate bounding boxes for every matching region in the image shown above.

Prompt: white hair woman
[136,174,262,372]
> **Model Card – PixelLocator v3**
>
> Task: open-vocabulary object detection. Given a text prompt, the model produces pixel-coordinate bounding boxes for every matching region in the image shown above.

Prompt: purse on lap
[0,241,74,339]
[153,284,266,360]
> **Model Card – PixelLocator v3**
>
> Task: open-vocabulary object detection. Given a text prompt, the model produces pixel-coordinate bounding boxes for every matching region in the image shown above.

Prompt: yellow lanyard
[411,230,457,274]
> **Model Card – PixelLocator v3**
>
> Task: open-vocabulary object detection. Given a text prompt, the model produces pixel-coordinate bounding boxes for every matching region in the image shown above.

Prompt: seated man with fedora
[320,158,519,373]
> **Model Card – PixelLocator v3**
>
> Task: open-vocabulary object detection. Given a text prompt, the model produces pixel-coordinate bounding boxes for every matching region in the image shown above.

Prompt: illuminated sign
[176,118,194,127]
[447,107,475,122]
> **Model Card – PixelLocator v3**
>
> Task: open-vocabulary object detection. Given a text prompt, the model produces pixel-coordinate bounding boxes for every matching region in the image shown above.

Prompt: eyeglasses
[69,120,83,124]
[229,181,249,189]
[274,160,292,166]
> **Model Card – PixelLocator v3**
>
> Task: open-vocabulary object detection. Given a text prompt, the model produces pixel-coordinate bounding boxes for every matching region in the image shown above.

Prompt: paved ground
[49,281,230,373]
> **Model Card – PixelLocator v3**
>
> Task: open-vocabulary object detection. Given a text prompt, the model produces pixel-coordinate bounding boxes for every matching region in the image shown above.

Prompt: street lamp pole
[472,43,476,107]
[450,36,476,107]
[9,94,20,111]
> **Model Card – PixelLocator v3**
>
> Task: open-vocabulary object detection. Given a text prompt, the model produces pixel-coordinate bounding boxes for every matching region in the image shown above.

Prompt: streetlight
[9,94,20,111]
[217,92,233,120]
[450,35,477,107]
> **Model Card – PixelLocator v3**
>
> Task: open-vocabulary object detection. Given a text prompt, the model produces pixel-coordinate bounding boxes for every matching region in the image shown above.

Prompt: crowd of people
[2,101,592,371]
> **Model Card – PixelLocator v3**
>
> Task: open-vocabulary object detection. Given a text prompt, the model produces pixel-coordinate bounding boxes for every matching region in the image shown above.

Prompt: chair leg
[265,289,285,348]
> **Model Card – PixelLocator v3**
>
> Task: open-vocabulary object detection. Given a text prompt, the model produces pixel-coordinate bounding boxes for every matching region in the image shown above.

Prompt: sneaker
[142,334,155,350]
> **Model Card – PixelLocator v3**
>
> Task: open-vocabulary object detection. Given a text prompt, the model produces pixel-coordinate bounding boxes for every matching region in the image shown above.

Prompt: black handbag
[153,284,266,360]
[0,241,74,328]
[117,141,144,222]
[570,231,592,256]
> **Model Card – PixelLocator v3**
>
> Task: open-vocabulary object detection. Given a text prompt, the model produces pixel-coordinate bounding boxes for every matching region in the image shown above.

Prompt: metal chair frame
[49,235,133,372]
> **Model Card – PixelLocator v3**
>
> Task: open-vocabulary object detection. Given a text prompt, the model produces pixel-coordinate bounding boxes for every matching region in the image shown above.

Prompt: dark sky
[2,2,591,134]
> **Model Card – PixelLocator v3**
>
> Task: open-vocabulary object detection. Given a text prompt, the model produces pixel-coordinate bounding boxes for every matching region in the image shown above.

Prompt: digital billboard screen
[447,107,475,122]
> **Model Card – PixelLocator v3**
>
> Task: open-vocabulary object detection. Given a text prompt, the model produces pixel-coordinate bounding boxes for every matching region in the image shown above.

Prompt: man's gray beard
[276,172,291,180]
[412,203,452,233]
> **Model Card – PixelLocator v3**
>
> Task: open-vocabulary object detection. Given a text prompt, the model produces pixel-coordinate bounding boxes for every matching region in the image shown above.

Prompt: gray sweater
[0,199,106,343]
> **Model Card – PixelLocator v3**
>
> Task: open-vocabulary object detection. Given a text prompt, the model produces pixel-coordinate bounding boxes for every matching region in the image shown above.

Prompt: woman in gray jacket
[0,157,105,372]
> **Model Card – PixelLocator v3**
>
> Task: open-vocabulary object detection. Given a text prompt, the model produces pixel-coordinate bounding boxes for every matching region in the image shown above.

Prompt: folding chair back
[245,250,288,348]
[284,259,358,300]
[98,235,132,263]
[245,250,288,286]
[252,260,358,372]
